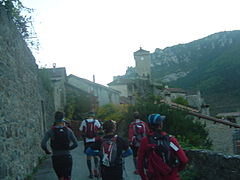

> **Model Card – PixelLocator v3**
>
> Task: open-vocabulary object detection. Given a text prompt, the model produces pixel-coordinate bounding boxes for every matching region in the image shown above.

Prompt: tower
[134,47,151,80]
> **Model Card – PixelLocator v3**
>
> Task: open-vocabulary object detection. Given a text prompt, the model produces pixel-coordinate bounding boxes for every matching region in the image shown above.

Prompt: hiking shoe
[94,169,98,177]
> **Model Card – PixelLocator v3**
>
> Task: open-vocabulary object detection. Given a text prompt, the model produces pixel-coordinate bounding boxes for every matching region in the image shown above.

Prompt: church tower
[134,47,151,80]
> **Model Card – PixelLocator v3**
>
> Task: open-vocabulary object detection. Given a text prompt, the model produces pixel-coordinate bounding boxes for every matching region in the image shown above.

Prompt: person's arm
[41,130,52,154]
[137,137,148,180]
[68,128,78,150]
[170,137,188,171]
[94,120,102,135]
[79,120,85,132]
[79,120,86,138]
[115,136,132,158]
[95,119,101,129]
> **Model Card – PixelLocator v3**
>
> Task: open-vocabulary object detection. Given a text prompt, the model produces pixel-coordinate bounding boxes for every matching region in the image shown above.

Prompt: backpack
[85,119,97,138]
[50,126,70,150]
[101,135,119,167]
[133,121,146,147]
[145,132,178,177]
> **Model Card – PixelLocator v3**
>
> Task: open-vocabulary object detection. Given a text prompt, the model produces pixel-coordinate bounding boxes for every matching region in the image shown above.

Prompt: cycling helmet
[147,113,166,125]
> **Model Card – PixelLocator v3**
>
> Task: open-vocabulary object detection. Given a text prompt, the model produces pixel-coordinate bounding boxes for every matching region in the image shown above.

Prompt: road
[33,141,141,180]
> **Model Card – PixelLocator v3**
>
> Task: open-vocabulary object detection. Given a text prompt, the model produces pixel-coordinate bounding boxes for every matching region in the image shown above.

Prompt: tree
[0,0,39,50]
[119,94,211,149]
[96,104,128,123]
[64,88,91,120]
[172,96,189,106]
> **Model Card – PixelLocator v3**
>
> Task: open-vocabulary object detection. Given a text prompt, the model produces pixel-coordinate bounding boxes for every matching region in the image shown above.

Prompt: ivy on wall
[0,0,39,51]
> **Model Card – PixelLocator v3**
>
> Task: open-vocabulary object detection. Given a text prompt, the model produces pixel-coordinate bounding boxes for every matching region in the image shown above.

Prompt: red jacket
[128,119,149,146]
[137,131,188,180]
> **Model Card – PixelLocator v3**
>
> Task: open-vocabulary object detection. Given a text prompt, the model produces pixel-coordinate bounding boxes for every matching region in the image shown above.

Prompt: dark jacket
[41,125,78,156]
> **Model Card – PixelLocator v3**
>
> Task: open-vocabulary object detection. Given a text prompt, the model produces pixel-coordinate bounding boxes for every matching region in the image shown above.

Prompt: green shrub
[180,164,200,180]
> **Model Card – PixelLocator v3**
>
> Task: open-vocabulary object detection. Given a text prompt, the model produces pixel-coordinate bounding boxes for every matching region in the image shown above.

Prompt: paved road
[33,141,141,180]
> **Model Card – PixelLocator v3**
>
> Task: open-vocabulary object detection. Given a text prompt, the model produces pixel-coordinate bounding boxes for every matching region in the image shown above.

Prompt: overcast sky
[21,0,240,86]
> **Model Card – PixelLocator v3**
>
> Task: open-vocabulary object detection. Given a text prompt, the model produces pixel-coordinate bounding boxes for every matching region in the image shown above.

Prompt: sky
[21,0,240,86]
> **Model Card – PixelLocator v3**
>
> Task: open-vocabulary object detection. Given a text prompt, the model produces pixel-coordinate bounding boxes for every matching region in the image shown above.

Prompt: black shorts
[101,165,123,180]
[52,154,72,179]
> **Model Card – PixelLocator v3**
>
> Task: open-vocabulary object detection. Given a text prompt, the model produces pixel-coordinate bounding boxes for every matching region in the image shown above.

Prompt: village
[1,3,240,180]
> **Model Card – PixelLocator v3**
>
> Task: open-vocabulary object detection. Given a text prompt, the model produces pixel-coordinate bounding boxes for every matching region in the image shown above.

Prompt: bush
[64,88,91,120]
[180,164,201,180]
[96,104,128,123]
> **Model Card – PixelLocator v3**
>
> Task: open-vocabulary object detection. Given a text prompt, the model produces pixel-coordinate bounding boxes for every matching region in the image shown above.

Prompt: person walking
[86,120,132,180]
[138,113,188,180]
[41,111,78,180]
[128,111,149,174]
[79,112,102,178]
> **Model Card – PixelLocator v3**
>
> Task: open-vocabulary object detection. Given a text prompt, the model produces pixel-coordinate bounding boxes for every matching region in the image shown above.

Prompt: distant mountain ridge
[151,30,240,114]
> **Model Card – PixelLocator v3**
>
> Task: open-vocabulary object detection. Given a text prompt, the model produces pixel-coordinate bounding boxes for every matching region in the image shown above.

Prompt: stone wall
[186,150,240,180]
[0,6,54,180]
[198,118,235,154]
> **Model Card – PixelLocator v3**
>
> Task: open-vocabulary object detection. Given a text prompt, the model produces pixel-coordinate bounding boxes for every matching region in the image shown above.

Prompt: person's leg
[87,155,93,178]
[93,156,99,177]
[133,156,137,169]
[132,146,139,174]
[62,154,73,180]
[52,155,64,179]
[84,142,93,178]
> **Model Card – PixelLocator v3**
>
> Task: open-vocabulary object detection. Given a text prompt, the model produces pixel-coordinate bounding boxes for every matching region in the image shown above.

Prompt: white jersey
[79,118,101,142]
[79,118,101,131]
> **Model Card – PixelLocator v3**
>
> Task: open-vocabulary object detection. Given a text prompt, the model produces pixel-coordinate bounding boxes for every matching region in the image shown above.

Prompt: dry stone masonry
[186,150,240,180]
[0,6,54,180]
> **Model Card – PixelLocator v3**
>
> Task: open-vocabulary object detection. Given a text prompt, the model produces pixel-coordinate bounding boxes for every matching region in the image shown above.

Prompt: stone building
[160,87,187,102]
[134,47,152,80]
[109,47,240,155]
[44,67,67,111]
[108,78,134,98]
[67,74,120,111]
[108,78,151,104]
[0,6,55,180]
[108,47,152,104]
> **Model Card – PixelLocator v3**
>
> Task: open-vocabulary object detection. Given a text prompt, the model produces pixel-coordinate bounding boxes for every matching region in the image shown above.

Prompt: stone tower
[134,47,151,80]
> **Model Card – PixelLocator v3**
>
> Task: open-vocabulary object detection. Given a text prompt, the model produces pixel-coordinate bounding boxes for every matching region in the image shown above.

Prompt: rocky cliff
[151,30,240,114]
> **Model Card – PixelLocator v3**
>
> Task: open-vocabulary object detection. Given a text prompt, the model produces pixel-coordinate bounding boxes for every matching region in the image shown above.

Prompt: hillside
[151,30,240,114]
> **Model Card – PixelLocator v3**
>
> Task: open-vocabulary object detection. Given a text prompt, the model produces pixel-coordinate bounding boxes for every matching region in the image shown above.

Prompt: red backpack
[145,132,178,178]
[84,119,97,138]
[101,135,118,167]
[133,121,147,147]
